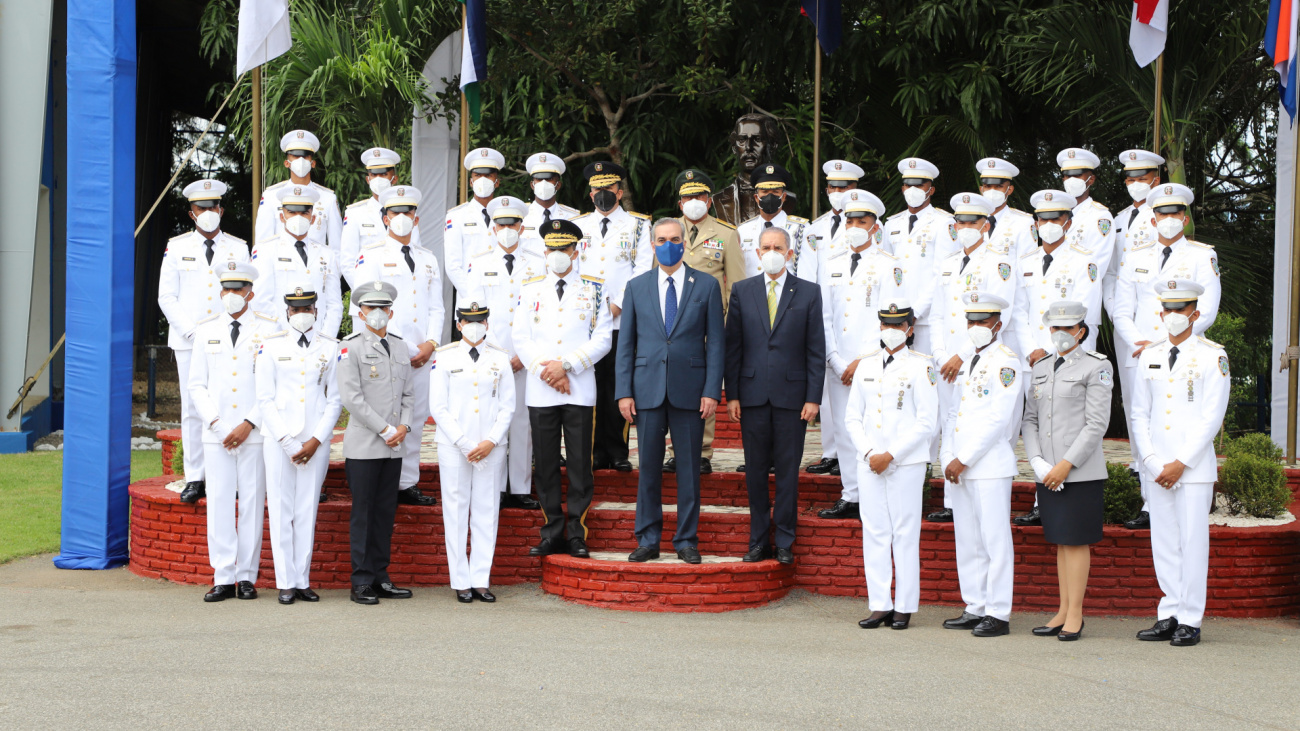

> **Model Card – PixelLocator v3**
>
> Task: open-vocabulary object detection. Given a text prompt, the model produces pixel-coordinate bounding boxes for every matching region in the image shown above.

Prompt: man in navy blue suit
[616,218,726,564]
[725,225,826,564]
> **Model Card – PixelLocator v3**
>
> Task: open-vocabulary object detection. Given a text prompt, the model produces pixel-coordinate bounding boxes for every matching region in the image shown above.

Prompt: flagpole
[1288,116,1300,464]
[812,38,822,219]
[251,65,263,227]
[458,3,469,205]
[1151,54,1164,155]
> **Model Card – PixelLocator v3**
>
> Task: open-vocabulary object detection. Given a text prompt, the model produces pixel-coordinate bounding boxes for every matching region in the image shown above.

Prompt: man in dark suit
[725,226,825,564]
[616,218,725,564]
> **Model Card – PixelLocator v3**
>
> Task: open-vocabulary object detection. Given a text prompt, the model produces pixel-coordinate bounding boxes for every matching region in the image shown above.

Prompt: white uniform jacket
[1016,241,1100,355]
[1132,337,1230,484]
[250,233,343,337]
[807,209,847,279]
[930,241,1021,366]
[941,342,1024,479]
[341,197,424,285]
[1112,235,1221,368]
[1070,198,1115,292]
[988,206,1037,263]
[521,200,580,255]
[882,204,954,321]
[843,347,940,466]
[461,243,548,358]
[255,180,342,249]
[157,231,250,349]
[573,206,654,310]
[254,329,342,445]
[736,210,816,283]
[443,199,492,293]
[188,311,279,444]
[819,245,905,376]
[351,236,446,357]
[429,341,516,451]
[511,270,614,408]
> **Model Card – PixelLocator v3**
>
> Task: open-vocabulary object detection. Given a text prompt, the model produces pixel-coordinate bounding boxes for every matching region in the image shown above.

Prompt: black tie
[380,338,390,356]
[402,244,415,272]
[960,255,971,273]
[504,253,515,275]
[600,217,610,238]
[295,240,308,266]
[230,320,240,346]
[205,241,215,265]
[884,354,894,369]
[764,221,773,229]
[689,225,698,245]
[970,353,980,371]
[1054,356,1065,371]
[1161,246,1173,270]
[298,334,309,348]
[1042,252,1053,275]
[1128,208,1140,228]
[1169,346,1179,369]
[831,214,841,239]
[543,207,552,225]
[908,214,917,234]
[469,347,479,362]
[850,252,861,275]
[556,279,566,301]
[987,214,997,235]
[482,208,490,227]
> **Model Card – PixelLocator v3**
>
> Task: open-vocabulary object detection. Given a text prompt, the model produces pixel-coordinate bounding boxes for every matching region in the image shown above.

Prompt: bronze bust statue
[713,113,798,224]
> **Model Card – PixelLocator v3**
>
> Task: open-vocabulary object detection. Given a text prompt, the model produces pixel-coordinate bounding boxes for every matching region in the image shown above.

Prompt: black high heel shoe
[1058,621,1084,641]
[1031,624,1064,636]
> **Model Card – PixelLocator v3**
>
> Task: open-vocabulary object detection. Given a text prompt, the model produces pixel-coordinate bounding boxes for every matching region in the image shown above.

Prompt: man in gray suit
[616,218,726,563]
[338,281,416,605]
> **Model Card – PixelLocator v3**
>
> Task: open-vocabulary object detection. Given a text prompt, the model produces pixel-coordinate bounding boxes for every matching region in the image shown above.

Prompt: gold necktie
[767,280,778,327]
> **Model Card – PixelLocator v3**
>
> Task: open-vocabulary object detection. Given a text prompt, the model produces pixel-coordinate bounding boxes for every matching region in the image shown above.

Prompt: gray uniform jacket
[1021,347,1113,482]
[337,328,415,460]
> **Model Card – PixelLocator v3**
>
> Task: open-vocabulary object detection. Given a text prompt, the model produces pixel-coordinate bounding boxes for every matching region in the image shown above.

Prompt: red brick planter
[541,554,796,612]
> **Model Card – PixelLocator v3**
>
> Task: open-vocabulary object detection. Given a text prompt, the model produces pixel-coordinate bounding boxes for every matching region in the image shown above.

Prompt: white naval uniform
[843,347,939,613]
[521,200,579,255]
[940,341,1023,622]
[806,209,848,462]
[573,206,654,310]
[157,230,249,483]
[1131,336,1230,629]
[511,270,614,408]
[255,179,342,249]
[1069,197,1115,310]
[987,206,1037,262]
[351,237,447,489]
[808,208,847,271]
[819,244,905,502]
[188,311,278,586]
[462,243,547,495]
[254,328,341,590]
[443,199,493,293]
[735,211,817,283]
[429,340,516,589]
[883,204,955,356]
[250,233,343,338]
[1106,201,1154,314]
[341,196,424,284]
[1016,240,1101,355]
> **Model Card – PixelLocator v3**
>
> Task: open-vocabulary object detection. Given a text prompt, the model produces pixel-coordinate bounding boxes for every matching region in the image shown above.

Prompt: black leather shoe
[350,585,379,605]
[806,457,836,474]
[662,457,677,473]
[318,490,328,504]
[236,581,257,600]
[1059,621,1084,642]
[927,507,954,523]
[568,537,590,558]
[373,582,412,599]
[397,487,436,506]
[628,546,660,562]
[699,458,712,475]
[829,462,841,476]
[1137,616,1178,641]
[1012,506,1042,526]
[278,589,296,605]
[1032,624,1064,636]
[676,547,702,564]
[891,612,911,630]
[972,617,1010,637]
[859,610,894,629]
[500,493,541,510]
[456,589,474,603]
[295,588,319,602]
[1124,511,1151,530]
[943,612,984,630]
[471,588,496,603]
[818,500,860,519]
[737,464,746,472]
[529,537,564,556]
[1170,624,1201,646]
[742,545,771,562]
[775,547,794,565]
[180,481,205,503]
[610,459,633,472]
[204,584,236,602]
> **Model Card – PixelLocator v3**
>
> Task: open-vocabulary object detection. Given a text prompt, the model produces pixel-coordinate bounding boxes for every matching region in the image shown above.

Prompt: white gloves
[1031,457,1054,483]
[280,436,305,465]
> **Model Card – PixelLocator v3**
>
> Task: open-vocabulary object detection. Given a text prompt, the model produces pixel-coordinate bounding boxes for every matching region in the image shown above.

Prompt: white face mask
[472,177,496,199]
[461,322,487,344]
[364,308,390,331]
[289,312,316,333]
[285,214,311,238]
[955,226,983,248]
[222,291,247,315]
[388,213,414,237]
[495,227,519,248]
[533,180,557,200]
[547,250,573,275]
[1162,311,1191,336]
[1051,329,1077,354]
[760,250,788,276]
[1156,217,1185,239]
[289,158,313,178]
[369,176,392,195]
[844,227,871,249]
[967,323,995,348]
[1063,176,1088,197]
[1126,181,1151,202]
[1037,222,1065,244]
[827,191,845,211]
[902,186,928,208]
[880,328,908,350]
[195,210,221,233]
[681,199,708,221]
[982,189,1006,208]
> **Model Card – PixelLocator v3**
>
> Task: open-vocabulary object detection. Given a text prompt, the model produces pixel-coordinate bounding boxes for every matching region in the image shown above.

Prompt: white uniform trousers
[203,444,266,585]
[859,461,925,613]
[263,440,329,589]
[1145,477,1213,628]
[439,443,506,589]
[825,379,857,501]
[935,379,959,509]
[174,348,205,482]
[1120,364,1150,510]
[505,369,533,495]
[949,476,1014,621]
[401,367,431,491]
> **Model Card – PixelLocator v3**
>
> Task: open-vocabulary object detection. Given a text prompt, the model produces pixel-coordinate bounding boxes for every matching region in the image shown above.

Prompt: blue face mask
[655,240,684,266]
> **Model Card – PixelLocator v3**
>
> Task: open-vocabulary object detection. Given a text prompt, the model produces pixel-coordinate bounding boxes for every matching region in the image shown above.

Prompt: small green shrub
[1220,454,1293,519]
[171,439,184,476]
[338,290,352,338]
[1223,432,1283,463]
[1104,462,1143,524]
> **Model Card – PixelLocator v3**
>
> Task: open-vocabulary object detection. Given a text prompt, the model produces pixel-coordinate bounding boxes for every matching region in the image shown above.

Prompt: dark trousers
[530,404,595,541]
[345,457,402,587]
[593,333,629,464]
[740,403,806,549]
[634,404,703,549]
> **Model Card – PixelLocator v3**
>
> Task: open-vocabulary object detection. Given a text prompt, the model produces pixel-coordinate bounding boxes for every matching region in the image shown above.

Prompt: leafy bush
[337,290,352,339]
[171,439,184,476]
[1220,454,1293,518]
[1104,462,1143,524]
[1223,432,1283,462]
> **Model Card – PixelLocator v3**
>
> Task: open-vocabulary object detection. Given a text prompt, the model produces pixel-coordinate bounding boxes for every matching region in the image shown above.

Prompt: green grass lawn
[0,450,162,564]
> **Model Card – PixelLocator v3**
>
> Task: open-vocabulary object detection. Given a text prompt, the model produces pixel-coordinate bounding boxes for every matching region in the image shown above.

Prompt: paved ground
[2,555,1297,729]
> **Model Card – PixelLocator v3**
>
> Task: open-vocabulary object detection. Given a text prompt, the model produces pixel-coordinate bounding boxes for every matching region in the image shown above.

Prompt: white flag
[1128,0,1169,68]
[236,0,292,77]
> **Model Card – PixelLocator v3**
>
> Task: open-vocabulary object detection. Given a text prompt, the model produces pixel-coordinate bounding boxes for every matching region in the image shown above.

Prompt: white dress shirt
[657,264,685,321]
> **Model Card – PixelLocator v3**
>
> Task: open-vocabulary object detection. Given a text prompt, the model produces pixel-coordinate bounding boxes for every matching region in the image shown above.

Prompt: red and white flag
[1129,0,1169,68]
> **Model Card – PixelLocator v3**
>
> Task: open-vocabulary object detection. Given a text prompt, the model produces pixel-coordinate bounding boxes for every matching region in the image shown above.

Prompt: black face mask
[758,194,782,214]
[593,190,618,212]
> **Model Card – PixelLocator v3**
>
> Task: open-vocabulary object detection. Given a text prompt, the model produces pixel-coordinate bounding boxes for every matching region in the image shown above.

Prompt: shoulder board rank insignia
[168,233,188,242]
[264,331,287,339]
[436,342,458,352]
[1071,243,1094,256]
[313,184,334,194]
[317,334,337,342]
[1189,240,1215,250]
[486,343,508,353]
[523,275,546,285]
[362,240,386,250]
[224,234,247,244]
[1198,336,1224,349]
[580,274,605,283]
[909,350,933,359]
[343,332,362,340]
[630,212,651,220]
[1019,248,1040,260]
[389,333,404,341]
[789,216,809,224]
[1087,351,1108,360]
[254,311,278,322]
[717,220,737,230]
[573,212,590,220]
[999,344,1017,358]
[346,199,369,209]
[932,208,952,216]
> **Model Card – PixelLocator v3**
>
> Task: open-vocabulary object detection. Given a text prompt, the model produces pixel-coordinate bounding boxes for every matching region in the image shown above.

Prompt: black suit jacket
[724,274,825,410]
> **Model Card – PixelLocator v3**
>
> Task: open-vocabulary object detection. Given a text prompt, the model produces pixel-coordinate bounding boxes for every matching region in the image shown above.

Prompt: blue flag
[801,0,842,55]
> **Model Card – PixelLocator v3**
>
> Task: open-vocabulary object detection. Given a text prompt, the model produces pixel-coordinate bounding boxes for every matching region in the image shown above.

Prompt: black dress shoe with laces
[529,537,564,556]
[397,487,437,506]
[500,493,541,510]
[295,588,319,602]
[236,581,258,600]
[456,589,474,603]
[806,457,836,474]
[204,584,236,602]
[676,547,702,564]
[829,462,841,476]
[568,537,590,558]
[859,610,894,629]
[1170,624,1201,646]
[278,589,296,605]
[662,457,677,473]
[775,547,794,565]
[818,500,860,519]
[1137,616,1178,641]
[742,545,771,562]
[1012,506,1042,526]
[891,612,911,630]
[699,458,712,475]
[373,582,412,599]
[180,481,206,504]
[610,459,633,472]
[472,588,496,603]
[927,507,954,523]
[350,585,379,605]
[1124,510,1151,530]
[943,612,984,630]
[972,617,1010,637]
[628,546,660,562]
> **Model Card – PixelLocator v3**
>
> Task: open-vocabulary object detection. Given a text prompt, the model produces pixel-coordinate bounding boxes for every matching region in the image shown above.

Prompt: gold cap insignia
[970,293,979,302]
[295,287,304,296]
[766,165,774,174]
[889,304,898,313]
[227,262,237,270]
[686,171,694,179]
[595,163,603,171]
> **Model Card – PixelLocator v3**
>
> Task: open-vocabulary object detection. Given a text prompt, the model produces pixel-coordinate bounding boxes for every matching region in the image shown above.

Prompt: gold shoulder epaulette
[629,211,651,220]
[716,219,737,230]
[1198,336,1225,349]
[436,342,459,352]
[573,212,591,220]
[362,239,387,250]
[522,275,546,285]
[1070,242,1094,256]
[169,233,189,242]
[788,215,809,224]
[223,233,247,245]
[878,248,898,260]
[486,343,508,354]
[346,199,370,209]
[1020,247,1041,260]
[580,274,605,283]
[1188,240,1215,250]
[860,348,882,358]
[196,314,220,326]
[558,204,579,215]
[999,344,1017,358]
[263,331,287,339]
[886,211,907,221]
[740,215,762,227]
[812,211,831,224]
[254,311,278,323]
[1132,240,1157,251]
[313,183,334,194]
[907,349,933,359]
[932,207,952,216]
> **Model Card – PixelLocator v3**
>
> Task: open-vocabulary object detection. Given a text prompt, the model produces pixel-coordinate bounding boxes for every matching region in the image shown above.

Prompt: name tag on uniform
[278,356,291,361]
[450,369,463,373]
[384,262,397,267]
[362,223,374,228]
[942,272,952,276]
[1023,271,1033,277]
[1149,364,1161,369]
[464,222,477,228]
[278,257,292,262]
[863,378,875,382]
[831,272,842,278]
[363,353,379,361]
[523,226,535,231]
[1135,268,1149,274]
[485,271,498,276]
[182,256,195,262]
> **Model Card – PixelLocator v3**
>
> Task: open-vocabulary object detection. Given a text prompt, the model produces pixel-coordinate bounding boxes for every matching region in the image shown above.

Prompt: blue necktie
[664,276,677,336]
